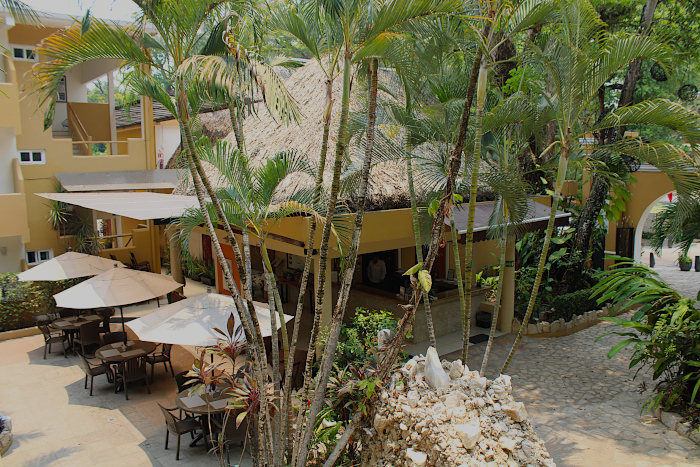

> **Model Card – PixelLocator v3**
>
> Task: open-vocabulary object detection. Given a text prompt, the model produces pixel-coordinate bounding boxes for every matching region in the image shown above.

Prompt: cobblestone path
[446,316,700,466]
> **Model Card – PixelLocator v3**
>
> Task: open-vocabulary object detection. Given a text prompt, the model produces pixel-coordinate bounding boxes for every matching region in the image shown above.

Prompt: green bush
[0,273,76,332]
[549,288,599,322]
[335,307,398,369]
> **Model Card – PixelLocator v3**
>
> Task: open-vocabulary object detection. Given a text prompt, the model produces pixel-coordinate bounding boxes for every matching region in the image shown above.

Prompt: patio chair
[157,404,200,460]
[77,353,111,396]
[38,325,68,359]
[94,307,115,334]
[147,343,174,380]
[167,291,186,304]
[102,332,127,345]
[73,321,102,356]
[58,308,78,318]
[130,252,151,272]
[114,356,150,400]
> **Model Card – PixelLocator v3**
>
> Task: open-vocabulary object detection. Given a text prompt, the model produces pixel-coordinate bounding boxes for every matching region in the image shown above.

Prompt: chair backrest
[167,291,186,304]
[120,356,147,378]
[59,308,78,318]
[77,353,92,375]
[162,343,173,357]
[175,371,196,393]
[130,252,139,268]
[102,332,127,345]
[110,254,117,261]
[38,325,51,340]
[158,404,178,431]
[79,321,101,343]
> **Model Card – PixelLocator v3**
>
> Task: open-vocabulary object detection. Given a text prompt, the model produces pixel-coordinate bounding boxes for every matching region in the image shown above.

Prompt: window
[11,45,37,62]
[18,150,45,165]
[56,76,67,103]
[26,249,52,266]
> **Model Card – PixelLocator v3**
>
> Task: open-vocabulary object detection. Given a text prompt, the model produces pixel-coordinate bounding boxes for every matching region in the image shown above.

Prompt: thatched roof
[173,59,494,210]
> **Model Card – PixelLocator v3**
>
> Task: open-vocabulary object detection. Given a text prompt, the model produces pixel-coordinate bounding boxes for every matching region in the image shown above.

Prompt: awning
[36,192,200,221]
[55,170,182,192]
[448,199,570,242]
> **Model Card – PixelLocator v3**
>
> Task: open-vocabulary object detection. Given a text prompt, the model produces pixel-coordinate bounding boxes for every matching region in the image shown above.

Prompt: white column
[108,71,117,155]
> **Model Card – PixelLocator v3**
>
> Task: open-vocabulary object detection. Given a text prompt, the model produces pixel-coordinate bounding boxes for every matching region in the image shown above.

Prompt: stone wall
[512,305,612,337]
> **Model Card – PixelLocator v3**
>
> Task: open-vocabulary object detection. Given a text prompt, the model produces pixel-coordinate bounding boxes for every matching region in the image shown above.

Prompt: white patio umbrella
[126,291,294,347]
[53,266,182,339]
[17,251,125,281]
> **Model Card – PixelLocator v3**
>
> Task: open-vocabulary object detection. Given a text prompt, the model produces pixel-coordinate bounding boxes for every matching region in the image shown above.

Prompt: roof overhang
[55,170,182,192]
[448,199,571,242]
[36,192,200,221]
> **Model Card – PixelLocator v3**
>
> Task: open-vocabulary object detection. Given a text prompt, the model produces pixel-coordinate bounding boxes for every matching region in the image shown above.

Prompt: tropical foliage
[593,259,700,417]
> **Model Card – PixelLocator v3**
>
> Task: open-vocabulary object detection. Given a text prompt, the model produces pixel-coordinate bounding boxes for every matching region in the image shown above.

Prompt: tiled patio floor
[0,333,251,467]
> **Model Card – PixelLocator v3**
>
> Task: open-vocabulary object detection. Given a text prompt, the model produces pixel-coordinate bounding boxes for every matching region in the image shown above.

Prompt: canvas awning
[36,192,200,221]
[17,252,125,281]
[55,170,182,192]
[448,199,570,242]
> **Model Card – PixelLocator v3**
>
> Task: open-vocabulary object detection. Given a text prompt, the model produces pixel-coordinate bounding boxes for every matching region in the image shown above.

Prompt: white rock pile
[366,347,555,466]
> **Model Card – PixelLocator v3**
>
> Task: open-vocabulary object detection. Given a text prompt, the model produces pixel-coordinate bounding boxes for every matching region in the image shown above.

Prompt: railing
[97,233,134,249]
[67,103,93,155]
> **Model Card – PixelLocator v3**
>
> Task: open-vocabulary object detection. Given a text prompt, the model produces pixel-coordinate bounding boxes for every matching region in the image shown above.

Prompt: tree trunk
[449,213,468,357]
[461,58,488,364]
[295,57,379,467]
[292,52,354,467]
[575,0,658,258]
[287,78,333,461]
[407,146,436,348]
[502,141,570,374]
[480,228,506,374]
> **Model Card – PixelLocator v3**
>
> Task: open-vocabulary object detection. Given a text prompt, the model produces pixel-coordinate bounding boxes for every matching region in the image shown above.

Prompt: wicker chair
[130,252,151,272]
[77,353,111,396]
[38,325,68,359]
[114,356,150,400]
[147,343,174,380]
[157,404,200,460]
[73,321,102,356]
[102,332,127,345]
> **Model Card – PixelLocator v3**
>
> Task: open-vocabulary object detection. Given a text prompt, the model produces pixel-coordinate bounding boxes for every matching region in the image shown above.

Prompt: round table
[49,314,102,331]
[175,388,230,416]
[95,341,157,363]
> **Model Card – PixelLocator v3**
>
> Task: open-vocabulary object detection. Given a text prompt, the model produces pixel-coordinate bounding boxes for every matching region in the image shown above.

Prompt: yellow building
[0,11,165,273]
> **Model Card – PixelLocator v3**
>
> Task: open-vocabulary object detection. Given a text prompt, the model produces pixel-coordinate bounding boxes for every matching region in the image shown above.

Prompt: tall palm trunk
[406,145,436,348]
[178,96,273,463]
[292,54,352,464]
[481,226,506,374]
[461,59,488,363]
[502,141,570,373]
[449,211,468,357]
[295,57,379,467]
[287,78,334,461]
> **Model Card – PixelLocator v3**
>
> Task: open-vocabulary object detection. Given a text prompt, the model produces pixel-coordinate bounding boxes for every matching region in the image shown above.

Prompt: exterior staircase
[52,129,82,155]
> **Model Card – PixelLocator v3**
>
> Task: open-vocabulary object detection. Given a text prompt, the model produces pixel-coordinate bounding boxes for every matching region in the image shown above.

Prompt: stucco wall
[0,236,24,273]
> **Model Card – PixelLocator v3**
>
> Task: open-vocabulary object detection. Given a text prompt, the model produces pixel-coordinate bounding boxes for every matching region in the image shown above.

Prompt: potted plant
[678,253,693,271]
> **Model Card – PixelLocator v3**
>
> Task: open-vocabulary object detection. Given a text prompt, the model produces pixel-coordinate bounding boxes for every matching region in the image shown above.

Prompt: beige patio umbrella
[126,290,293,347]
[53,266,182,339]
[17,251,125,281]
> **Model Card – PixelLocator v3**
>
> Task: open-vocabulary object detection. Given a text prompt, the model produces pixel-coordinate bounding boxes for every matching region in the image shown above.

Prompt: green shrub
[549,288,599,322]
[0,273,76,332]
[335,307,399,369]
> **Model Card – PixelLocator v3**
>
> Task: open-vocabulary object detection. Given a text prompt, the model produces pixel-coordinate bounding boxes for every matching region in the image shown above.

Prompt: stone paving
[448,315,700,467]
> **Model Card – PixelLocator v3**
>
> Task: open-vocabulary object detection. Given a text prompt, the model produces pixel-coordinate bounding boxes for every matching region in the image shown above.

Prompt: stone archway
[633,191,675,262]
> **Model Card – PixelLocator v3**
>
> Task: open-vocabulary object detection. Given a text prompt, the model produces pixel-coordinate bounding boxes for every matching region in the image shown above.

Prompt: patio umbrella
[125,291,294,347]
[52,266,182,339]
[17,252,125,281]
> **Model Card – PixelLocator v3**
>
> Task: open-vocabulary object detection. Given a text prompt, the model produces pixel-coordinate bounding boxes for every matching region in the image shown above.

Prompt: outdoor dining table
[50,314,103,353]
[175,387,231,447]
[94,340,157,363]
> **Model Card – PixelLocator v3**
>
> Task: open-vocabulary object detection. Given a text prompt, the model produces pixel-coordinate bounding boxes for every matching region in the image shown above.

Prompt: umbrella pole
[120,306,127,343]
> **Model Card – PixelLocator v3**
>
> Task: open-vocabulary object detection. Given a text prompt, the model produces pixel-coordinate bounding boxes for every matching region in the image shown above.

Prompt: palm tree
[29,2,298,463]
[501,0,700,373]
[650,196,700,259]
[1,0,37,24]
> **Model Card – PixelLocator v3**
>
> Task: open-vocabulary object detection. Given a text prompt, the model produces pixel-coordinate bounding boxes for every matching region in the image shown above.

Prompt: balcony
[0,55,22,132]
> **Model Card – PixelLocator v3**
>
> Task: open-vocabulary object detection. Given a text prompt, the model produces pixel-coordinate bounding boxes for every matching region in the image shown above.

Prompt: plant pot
[695,256,700,272]
[680,260,692,272]
[201,276,215,286]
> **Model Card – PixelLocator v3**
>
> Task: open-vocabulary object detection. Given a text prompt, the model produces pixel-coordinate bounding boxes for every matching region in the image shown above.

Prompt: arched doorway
[633,191,675,262]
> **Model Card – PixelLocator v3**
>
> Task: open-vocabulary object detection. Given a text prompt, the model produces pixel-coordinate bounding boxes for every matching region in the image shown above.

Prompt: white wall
[0,235,24,273]
[0,127,18,194]
[155,125,181,168]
